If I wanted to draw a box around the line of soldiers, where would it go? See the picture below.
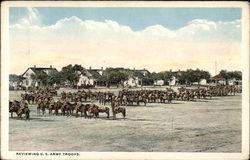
[59,85,242,106]
[21,87,58,104]
[11,85,241,120]
[36,97,125,119]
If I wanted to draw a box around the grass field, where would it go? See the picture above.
[9,88,242,152]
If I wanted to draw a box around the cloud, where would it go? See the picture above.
[175,19,241,41]
[19,7,40,26]
[9,14,241,75]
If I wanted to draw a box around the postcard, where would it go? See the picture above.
[1,1,249,160]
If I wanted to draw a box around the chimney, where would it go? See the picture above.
[133,68,135,71]
[50,65,52,68]
[170,69,172,72]
[89,66,92,70]
[143,68,145,70]
[178,69,181,72]
[101,67,103,70]
[34,65,36,68]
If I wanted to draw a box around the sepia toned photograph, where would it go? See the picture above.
[1,1,249,160]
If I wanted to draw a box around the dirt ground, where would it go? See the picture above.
[9,87,242,152]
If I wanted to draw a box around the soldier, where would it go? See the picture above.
[18,99,28,116]
[74,100,81,117]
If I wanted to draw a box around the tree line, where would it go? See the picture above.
[9,64,242,87]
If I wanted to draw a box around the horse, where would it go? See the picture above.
[48,100,57,115]
[17,107,30,120]
[113,106,126,120]
[75,102,85,118]
[21,93,35,104]
[136,96,147,106]
[14,101,30,120]
[9,101,20,118]
[111,100,126,119]
[88,104,99,119]
[37,99,43,115]
[98,106,110,118]
[61,102,76,116]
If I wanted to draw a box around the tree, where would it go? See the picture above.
[48,71,61,85]
[219,70,242,85]
[219,70,229,79]
[60,64,80,86]
[176,71,187,85]
[175,69,210,85]
[163,71,173,84]
[132,71,144,79]
[150,72,161,81]
[183,69,195,84]
[9,74,22,82]
[200,70,211,81]
[193,69,211,84]
[72,64,84,72]
[232,71,242,80]
[219,70,230,85]
[103,68,132,84]
[30,71,49,86]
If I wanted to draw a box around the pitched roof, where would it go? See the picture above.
[31,67,57,73]
[134,69,150,73]
[21,67,58,77]
[210,75,225,80]
[91,69,102,72]
[87,70,106,81]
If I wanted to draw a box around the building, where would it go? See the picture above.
[228,78,242,85]
[77,74,95,86]
[169,70,182,86]
[89,67,104,76]
[9,74,24,90]
[87,67,107,86]
[132,68,152,86]
[210,75,226,85]
[199,79,207,85]
[168,74,181,86]
[123,77,141,87]
[77,67,106,87]
[154,80,164,86]
[21,65,58,88]
[134,68,150,77]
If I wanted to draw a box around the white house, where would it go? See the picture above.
[199,79,207,85]
[77,67,106,87]
[228,78,242,85]
[169,76,178,86]
[124,77,141,87]
[21,65,58,88]
[77,74,95,86]
[154,80,164,86]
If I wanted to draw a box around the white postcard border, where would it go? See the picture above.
[1,1,249,160]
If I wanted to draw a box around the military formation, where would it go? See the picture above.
[9,85,242,120]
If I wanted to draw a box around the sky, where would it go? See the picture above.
[9,7,242,75]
